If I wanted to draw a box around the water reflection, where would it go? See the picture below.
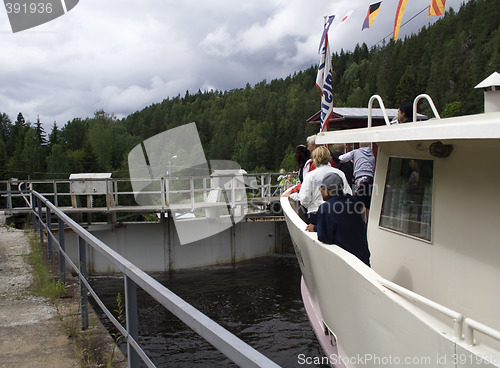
[90,255,328,367]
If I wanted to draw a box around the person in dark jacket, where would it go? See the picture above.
[330,143,354,187]
[305,172,370,267]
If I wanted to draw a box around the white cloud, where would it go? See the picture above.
[0,0,469,130]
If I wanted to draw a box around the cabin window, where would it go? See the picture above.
[379,158,433,241]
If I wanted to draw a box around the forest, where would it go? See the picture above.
[0,0,498,180]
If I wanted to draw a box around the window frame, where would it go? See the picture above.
[378,156,434,243]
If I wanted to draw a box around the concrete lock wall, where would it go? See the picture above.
[64,218,289,273]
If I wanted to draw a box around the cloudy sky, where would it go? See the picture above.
[1,0,467,130]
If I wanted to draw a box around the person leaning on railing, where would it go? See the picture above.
[305,172,370,267]
[283,146,351,226]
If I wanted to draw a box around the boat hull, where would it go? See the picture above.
[281,196,498,368]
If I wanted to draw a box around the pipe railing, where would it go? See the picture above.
[464,317,500,346]
[367,94,391,128]
[30,190,281,368]
[380,279,500,350]
[379,278,463,339]
[413,94,441,121]
[367,93,440,129]
[0,173,286,213]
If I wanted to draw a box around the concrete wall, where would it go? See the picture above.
[64,217,288,273]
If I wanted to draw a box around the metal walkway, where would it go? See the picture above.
[1,174,285,221]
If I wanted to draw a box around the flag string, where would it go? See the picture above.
[374,5,430,46]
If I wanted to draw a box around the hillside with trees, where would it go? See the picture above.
[0,0,498,180]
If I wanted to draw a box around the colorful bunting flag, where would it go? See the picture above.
[393,0,408,40]
[428,0,446,16]
[340,10,353,25]
[362,2,382,30]
[332,10,353,33]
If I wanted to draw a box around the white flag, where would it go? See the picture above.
[316,30,334,132]
[317,15,335,53]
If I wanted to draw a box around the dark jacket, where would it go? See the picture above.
[331,152,354,186]
[315,194,370,266]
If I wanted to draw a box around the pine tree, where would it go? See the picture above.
[34,116,47,145]
[48,122,60,146]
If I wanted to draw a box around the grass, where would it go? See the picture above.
[26,230,67,303]
[25,229,123,367]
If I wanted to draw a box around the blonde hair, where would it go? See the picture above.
[312,146,331,167]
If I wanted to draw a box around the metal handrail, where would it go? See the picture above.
[379,278,463,339]
[413,94,441,121]
[30,190,281,368]
[367,94,440,128]
[1,173,283,212]
[464,317,500,346]
[368,94,391,128]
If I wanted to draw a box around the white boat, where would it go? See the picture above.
[282,73,500,367]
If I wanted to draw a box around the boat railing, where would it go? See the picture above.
[464,317,500,346]
[378,278,463,339]
[367,93,441,129]
[367,94,391,128]
[413,94,441,121]
[380,277,500,352]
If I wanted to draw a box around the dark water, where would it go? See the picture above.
[89,255,328,367]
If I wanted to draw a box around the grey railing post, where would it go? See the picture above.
[114,179,119,205]
[267,174,272,203]
[53,181,58,207]
[125,276,140,368]
[165,177,170,207]
[6,181,12,209]
[37,197,43,243]
[58,218,66,284]
[47,208,52,260]
[78,236,89,330]
[31,192,37,232]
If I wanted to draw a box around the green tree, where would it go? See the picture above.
[48,122,60,147]
[0,113,12,146]
[232,118,274,171]
[61,118,89,150]
[34,116,47,145]
[395,67,418,104]
[279,145,296,173]
[46,144,71,178]
[441,101,463,117]
[0,136,7,179]
[20,128,46,179]
[7,113,30,178]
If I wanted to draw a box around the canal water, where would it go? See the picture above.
[89,254,329,367]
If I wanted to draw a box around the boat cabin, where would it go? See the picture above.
[315,84,500,363]
[282,74,500,367]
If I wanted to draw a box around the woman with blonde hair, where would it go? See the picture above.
[286,146,351,225]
